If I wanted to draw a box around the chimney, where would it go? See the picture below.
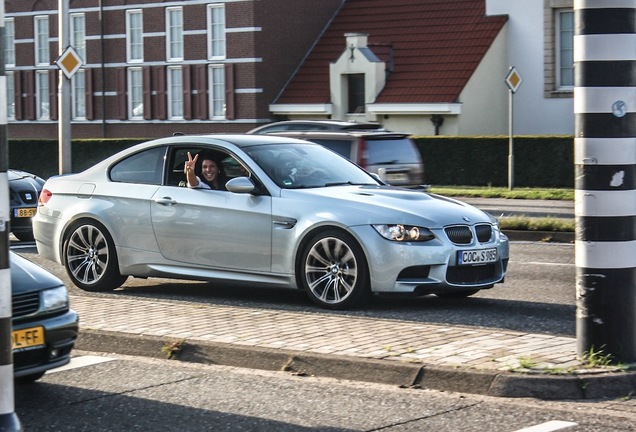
[345,33,369,48]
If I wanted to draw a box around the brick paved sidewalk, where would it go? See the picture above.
[72,295,581,372]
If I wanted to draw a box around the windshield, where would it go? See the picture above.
[245,143,380,189]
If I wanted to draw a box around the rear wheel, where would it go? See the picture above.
[299,230,369,310]
[63,220,127,291]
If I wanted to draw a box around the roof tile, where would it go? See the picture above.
[276,0,507,105]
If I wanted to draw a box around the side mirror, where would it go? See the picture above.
[225,176,256,194]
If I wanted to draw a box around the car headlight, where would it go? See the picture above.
[41,286,69,312]
[373,224,436,242]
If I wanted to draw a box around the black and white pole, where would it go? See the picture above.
[575,0,636,363]
[0,2,23,431]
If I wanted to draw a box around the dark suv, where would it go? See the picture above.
[263,130,425,189]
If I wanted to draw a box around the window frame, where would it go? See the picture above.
[126,9,144,63]
[167,66,184,120]
[207,4,226,60]
[166,6,184,62]
[36,70,50,120]
[34,16,50,66]
[208,64,225,119]
[5,18,15,67]
[128,67,144,120]
[555,9,574,90]
[72,70,86,120]
[6,71,15,120]
[70,12,86,62]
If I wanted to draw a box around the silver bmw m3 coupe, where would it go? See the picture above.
[33,134,509,309]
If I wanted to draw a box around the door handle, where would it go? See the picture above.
[154,197,177,206]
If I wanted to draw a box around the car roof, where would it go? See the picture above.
[248,120,384,134]
[260,130,411,140]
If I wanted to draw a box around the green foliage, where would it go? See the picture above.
[498,216,574,232]
[429,186,574,200]
[414,135,574,188]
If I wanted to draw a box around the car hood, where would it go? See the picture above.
[283,186,495,228]
[10,252,64,294]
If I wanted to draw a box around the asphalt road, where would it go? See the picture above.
[15,352,636,431]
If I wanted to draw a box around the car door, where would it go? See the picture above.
[150,147,272,272]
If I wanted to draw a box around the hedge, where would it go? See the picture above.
[8,136,575,188]
[413,135,574,188]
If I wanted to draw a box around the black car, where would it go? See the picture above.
[9,169,45,241]
[11,251,78,382]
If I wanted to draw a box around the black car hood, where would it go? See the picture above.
[10,252,63,294]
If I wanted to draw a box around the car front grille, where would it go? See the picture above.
[444,224,494,245]
[13,292,40,318]
[446,264,496,285]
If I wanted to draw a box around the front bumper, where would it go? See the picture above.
[13,309,79,379]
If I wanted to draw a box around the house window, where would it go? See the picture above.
[127,10,144,63]
[209,65,225,119]
[347,74,365,114]
[166,7,183,61]
[556,10,574,89]
[35,16,50,66]
[208,4,226,60]
[72,70,86,119]
[71,13,86,61]
[5,18,15,67]
[168,66,183,119]
[36,71,50,120]
[71,13,86,120]
[128,68,144,120]
[6,72,15,120]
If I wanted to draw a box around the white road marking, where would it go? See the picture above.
[513,420,578,432]
[46,355,116,374]
[524,262,574,267]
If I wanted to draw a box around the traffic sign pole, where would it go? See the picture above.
[58,0,72,175]
[504,67,522,191]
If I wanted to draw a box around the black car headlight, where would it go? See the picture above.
[373,224,436,242]
[42,286,69,312]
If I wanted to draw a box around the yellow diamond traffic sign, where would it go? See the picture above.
[505,67,523,93]
[56,45,84,79]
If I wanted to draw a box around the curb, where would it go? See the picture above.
[76,329,636,400]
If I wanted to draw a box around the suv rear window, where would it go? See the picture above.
[365,138,421,165]
[309,139,352,158]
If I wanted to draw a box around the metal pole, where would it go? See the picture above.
[508,89,514,190]
[0,2,23,430]
[575,0,636,363]
[58,0,72,174]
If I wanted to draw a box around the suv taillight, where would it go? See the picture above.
[357,138,368,169]
[38,189,52,206]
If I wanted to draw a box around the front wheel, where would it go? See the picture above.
[299,230,369,310]
[63,220,128,291]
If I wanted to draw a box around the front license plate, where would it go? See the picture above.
[14,208,36,218]
[12,327,45,350]
[458,248,497,265]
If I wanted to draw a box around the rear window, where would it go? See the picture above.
[366,138,421,165]
[307,139,352,158]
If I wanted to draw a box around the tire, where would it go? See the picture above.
[13,230,34,242]
[436,289,480,298]
[299,230,369,310]
[63,220,128,292]
[15,371,45,383]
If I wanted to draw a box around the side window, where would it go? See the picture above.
[166,146,247,187]
[110,147,165,185]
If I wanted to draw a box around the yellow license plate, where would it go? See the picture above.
[12,327,45,350]
[15,208,37,218]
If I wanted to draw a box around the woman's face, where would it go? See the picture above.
[201,159,219,182]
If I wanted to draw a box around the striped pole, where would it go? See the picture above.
[575,0,636,363]
[0,2,22,431]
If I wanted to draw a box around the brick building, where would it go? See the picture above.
[4,0,343,139]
